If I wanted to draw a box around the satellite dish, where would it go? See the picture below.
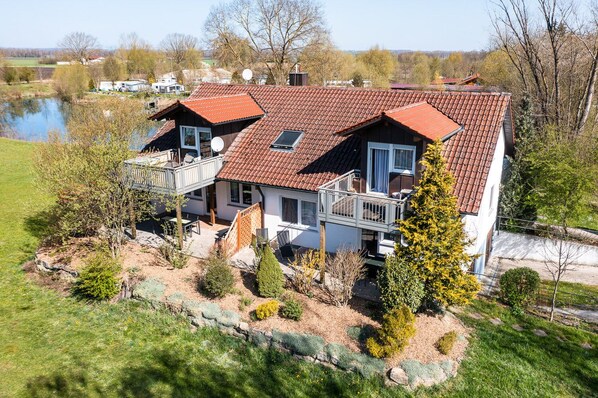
[211,136,225,153]
[242,68,253,82]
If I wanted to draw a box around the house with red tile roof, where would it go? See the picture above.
[130,82,513,275]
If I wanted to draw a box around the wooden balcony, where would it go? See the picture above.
[124,150,223,195]
[318,170,409,233]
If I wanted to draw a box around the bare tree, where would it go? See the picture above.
[160,33,202,69]
[492,0,598,135]
[541,230,588,321]
[323,248,366,306]
[58,32,99,64]
[205,0,326,85]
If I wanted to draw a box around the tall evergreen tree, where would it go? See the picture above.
[396,140,480,307]
[500,95,538,223]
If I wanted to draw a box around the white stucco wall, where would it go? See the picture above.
[462,127,506,273]
[215,181,261,221]
[260,186,360,252]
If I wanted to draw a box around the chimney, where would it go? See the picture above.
[289,65,308,86]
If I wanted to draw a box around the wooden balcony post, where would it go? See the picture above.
[176,196,184,249]
[209,185,216,225]
[319,221,326,284]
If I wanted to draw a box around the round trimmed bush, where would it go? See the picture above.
[202,254,235,298]
[377,255,425,313]
[73,251,122,300]
[256,245,285,298]
[256,300,279,320]
[366,304,416,358]
[436,331,457,355]
[499,267,540,311]
[280,297,303,321]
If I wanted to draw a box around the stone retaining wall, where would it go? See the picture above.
[131,277,462,389]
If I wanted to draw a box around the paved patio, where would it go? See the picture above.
[131,216,231,259]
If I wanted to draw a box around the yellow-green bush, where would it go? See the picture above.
[73,251,121,300]
[256,300,279,320]
[436,331,458,355]
[366,305,415,358]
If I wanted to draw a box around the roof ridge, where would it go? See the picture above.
[383,101,429,114]
[195,82,512,97]
[183,92,249,103]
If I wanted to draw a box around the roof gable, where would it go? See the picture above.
[150,93,264,125]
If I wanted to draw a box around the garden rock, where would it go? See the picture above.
[580,342,593,350]
[216,310,240,328]
[323,343,385,378]
[132,278,166,302]
[182,300,204,318]
[198,302,222,320]
[166,292,186,306]
[533,329,548,337]
[389,367,409,385]
[511,324,524,331]
[490,318,504,326]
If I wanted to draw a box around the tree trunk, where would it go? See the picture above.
[129,201,137,239]
[549,278,560,322]
[175,197,184,250]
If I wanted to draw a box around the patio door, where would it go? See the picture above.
[368,146,389,195]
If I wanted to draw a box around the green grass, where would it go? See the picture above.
[0,82,56,100]
[5,57,56,68]
[538,280,598,309]
[0,137,597,397]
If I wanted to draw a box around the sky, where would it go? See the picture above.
[0,0,494,52]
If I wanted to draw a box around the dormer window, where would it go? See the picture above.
[271,130,303,151]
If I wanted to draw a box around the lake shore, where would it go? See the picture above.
[0,81,57,100]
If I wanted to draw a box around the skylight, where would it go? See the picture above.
[270,130,303,151]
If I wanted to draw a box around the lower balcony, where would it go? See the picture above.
[318,170,409,233]
[124,149,223,195]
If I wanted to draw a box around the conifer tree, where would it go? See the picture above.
[396,140,480,307]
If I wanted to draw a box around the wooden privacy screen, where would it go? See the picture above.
[224,202,263,254]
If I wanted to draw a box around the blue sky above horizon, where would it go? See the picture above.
[0,0,494,52]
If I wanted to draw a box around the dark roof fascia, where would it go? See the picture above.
[215,177,319,194]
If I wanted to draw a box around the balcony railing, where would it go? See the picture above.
[318,170,409,233]
[124,150,223,195]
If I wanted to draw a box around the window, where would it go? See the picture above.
[393,147,415,173]
[281,197,299,224]
[230,182,252,206]
[180,126,212,155]
[281,197,317,227]
[367,142,416,194]
[271,130,303,151]
[189,189,203,199]
[181,126,196,149]
[301,200,317,227]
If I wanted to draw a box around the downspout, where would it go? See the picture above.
[256,185,266,227]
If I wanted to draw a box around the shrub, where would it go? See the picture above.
[289,249,319,295]
[202,252,235,298]
[324,248,366,306]
[73,251,122,300]
[366,305,416,358]
[280,297,303,321]
[378,255,425,313]
[158,230,190,269]
[256,300,279,320]
[499,267,540,311]
[256,245,285,298]
[436,331,458,355]
[238,296,253,311]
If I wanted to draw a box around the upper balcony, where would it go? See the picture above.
[318,170,410,233]
[124,150,223,195]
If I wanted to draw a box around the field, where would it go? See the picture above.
[0,137,596,397]
[4,57,56,68]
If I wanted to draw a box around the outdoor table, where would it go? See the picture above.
[160,216,198,240]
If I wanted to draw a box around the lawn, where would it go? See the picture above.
[538,280,598,310]
[0,137,597,397]
[0,82,56,100]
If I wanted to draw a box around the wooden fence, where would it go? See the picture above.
[224,202,263,254]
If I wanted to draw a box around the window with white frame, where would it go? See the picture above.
[281,197,317,227]
[229,182,252,206]
[187,189,203,200]
[180,125,212,156]
[367,142,416,194]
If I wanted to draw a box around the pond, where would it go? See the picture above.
[0,97,158,145]
[0,98,69,141]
